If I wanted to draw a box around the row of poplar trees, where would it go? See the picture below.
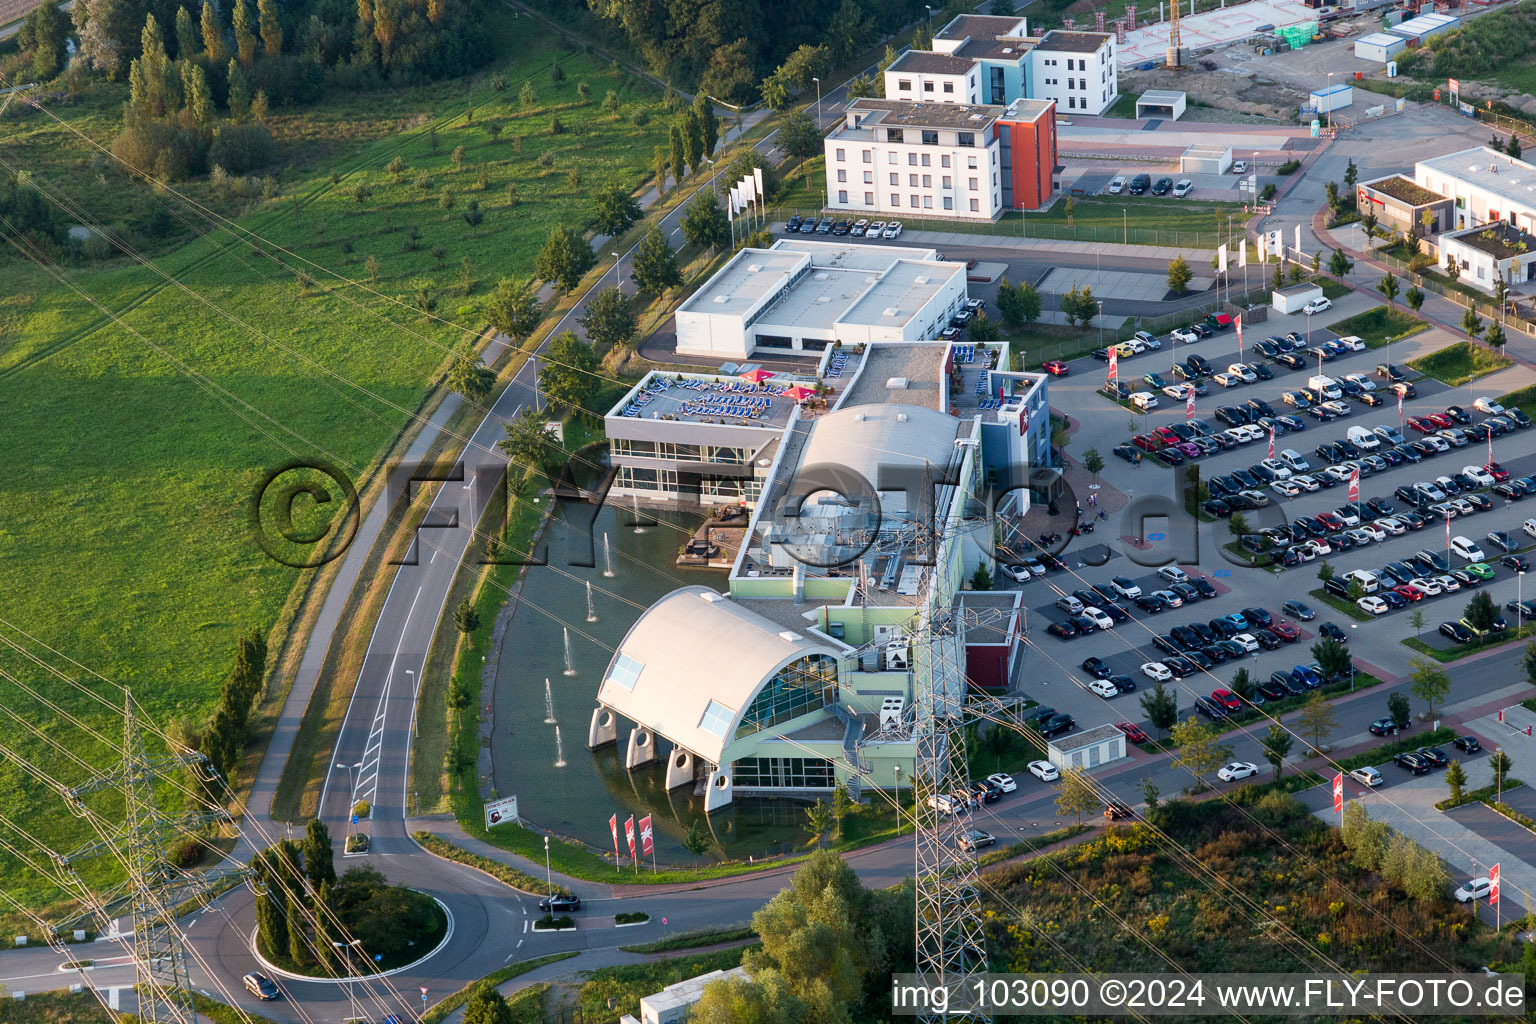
[253,819,340,972]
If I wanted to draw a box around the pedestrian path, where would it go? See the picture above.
[900,228,1215,263]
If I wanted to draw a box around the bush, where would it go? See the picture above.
[353,799,371,818]
[615,911,649,924]
[208,122,276,174]
[534,914,574,929]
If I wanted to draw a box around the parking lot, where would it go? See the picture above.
[993,288,1536,747]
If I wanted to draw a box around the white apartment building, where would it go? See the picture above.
[824,98,1005,220]
[883,50,981,105]
[1029,30,1118,116]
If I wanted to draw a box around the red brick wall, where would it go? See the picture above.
[996,105,1058,211]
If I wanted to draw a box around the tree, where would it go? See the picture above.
[802,799,834,848]
[1228,511,1250,538]
[1167,255,1193,294]
[579,287,637,350]
[1491,749,1514,790]
[1317,560,1335,582]
[1407,657,1450,720]
[1061,283,1096,329]
[462,983,513,1024]
[1311,636,1351,683]
[1523,640,1536,686]
[1049,767,1099,825]
[1387,692,1412,732]
[1169,716,1232,789]
[77,0,138,77]
[226,58,251,120]
[1272,262,1283,292]
[1360,210,1378,246]
[1491,132,1507,154]
[692,973,805,1024]
[681,820,710,856]
[452,597,481,635]
[778,108,822,164]
[1324,180,1340,212]
[1140,683,1178,737]
[1377,271,1399,306]
[1446,253,1461,282]
[486,277,541,341]
[1328,248,1354,278]
[1463,306,1485,339]
[463,199,484,235]
[302,818,336,890]
[969,561,992,591]
[538,331,599,412]
[1017,280,1041,324]
[631,227,681,295]
[1409,608,1425,638]
[1295,691,1338,755]
[994,278,1022,326]
[1344,158,1358,188]
[1510,134,1524,160]
[682,108,704,170]
[1230,667,1255,702]
[669,124,687,181]
[201,0,226,63]
[1063,197,1075,227]
[1419,207,1436,238]
[1465,591,1498,636]
[1083,448,1104,481]
[257,0,282,56]
[968,313,1001,341]
[1446,759,1468,804]
[534,224,595,293]
[19,2,71,79]
[694,94,718,159]
[1487,320,1507,351]
[498,408,563,476]
[1261,724,1293,777]
[519,80,535,109]
[232,0,256,66]
[680,193,730,250]
[1406,285,1425,313]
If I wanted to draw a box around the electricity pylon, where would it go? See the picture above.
[53,693,247,1024]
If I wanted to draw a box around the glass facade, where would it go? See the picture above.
[732,756,835,789]
[736,653,839,737]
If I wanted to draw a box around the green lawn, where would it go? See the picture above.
[1309,589,1372,622]
[1008,196,1244,249]
[1325,305,1429,349]
[1408,341,1513,387]
[1500,381,1536,423]
[1403,620,1536,662]
[0,9,670,907]
[577,948,752,1024]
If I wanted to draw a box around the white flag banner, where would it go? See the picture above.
[729,185,740,213]
[1257,233,1267,261]
[1238,240,1247,268]
[753,166,765,199]
[1218,243,1228,274]
[727,197,735,222]
[1295,224,1302,255]
[740,176,754,202]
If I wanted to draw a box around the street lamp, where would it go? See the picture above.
[893,765,903,835]
[811,77,822,129]
[611,251,623,292]
[544,835,553,904]
[335,761,361,832]
[1326,71,1333,133]
[1520,570,1526,633]
[333,938,363,1022]
[1096,300,1104,349]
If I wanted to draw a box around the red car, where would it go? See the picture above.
[1116,721,1149,744]
[1154,426,1181,442]
[1395,583,1424,602]
[1043,360,1070,375]
[1268,621,1300,642]
[1210,688,1241,711]
[1488,461,1510,481]
[1132,434,1165,451]
[1407,416,1437,433]
[1315,512,1345,533]
[1426,412,1454,429]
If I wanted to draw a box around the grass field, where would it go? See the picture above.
[0,9,671,905]
[1408,341,1513,387]
[1325,305,1429,349]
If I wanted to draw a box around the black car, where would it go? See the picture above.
[1138,594,1172,613]
[1252,363,1275,381]
[1153,634,1181,655]
[1377,363,1407,382]
[1191,578,1217,599]
[1258,680,1290,701]
[1194,695,1229,720]
[1046,621,1078,639]
[971,780,1002,803]
[1254,629,1282,650]
[1216,405,1251,426]
[1416,746,1450,768]
[1318,622,1347,644]
[1152,176,1173,195]
[1107,673,1137,693]
[1183,648,1213,670]
[539,894,582,912]
[1503,555,1531,572]
[1454,735,1483,754]
[1248,398,1276,418]
[1023,706,1057,726]
[1394,751,1432,775]
[1039,712,1076,738]
[1366,497,1395,516]
[1440,622,1475,644]
[1316,442,1343,463]
[1171,582,1201,604]
[1082,656,1113,678]
[1128,173,1151,194]
[1369,717,1400,736]
[785,215,804,231]
[1242,606,1273,627]
[1270,670,1306,696]
[1276,352,1307,370]
[1114,443,1143,463]
[831,219,852,235]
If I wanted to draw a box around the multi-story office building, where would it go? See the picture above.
[1028,30,1119,116]
[823,96,1056,220]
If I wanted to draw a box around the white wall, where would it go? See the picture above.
[883,67,982,105]
[676,310,752,359]
[1029,42,1117,115]
[825,135,1004,220]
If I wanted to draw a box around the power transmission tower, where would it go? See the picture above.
[53,693,245,1024]
[910,453,991,1023]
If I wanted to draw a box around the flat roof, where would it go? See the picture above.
[1361,174,1444,206]
[1183,143,1232,157]
[1140,89,1187,103]
[937,13,1028,40]
[757,266,879,333]
[842,344,948,411]
[609,370,803,427]
[677,248,805,319]
[1417,147,1536,215]
[955,36,1033,60]
[1002,97,1055,123]
[1357,31,1406,44]
[887,50,977,76]
[845,97,1006,131]
[838,260,965,330]
[771,237,936,270]
[1446,221,1536,260]
[1037,29,1112,53]
[1050,723,1126,751]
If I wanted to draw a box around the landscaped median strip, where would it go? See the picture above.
[1436,778,1525,812]
[413,830,573,898]
[1325,304,1430,350]
[1404,621,1536,662]
[618,925,756,954]
[418,951,579,1024]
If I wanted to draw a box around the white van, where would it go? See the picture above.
[1279,449,1310,472]
[1346,426,1381,451]
[1343,569,1379,594]
[1525,518,1536,540]
[1451,536,1486,562]
[1130,391,1159,410]
[927,794,958,815]
[1308,375,1342,399]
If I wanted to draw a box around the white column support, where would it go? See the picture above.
[625,727,656,769]
[665,749,695,791]
[703,766,734,812]
[587,706,617,749]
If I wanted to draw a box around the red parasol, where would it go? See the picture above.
[739,368,776,383]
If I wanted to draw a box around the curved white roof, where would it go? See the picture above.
[798,404,962,512]
[596,587,840,764]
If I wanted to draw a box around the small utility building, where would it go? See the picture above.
[1388,11,1459,44]
[1354,32,1406,63]
[1180,144,1232,175]
[1309,83,1352,114]
[1047,724,1127,772]
[1135,90,1186,120]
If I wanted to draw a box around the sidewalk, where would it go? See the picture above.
[900,227,1215,263]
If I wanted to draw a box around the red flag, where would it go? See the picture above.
[1491,863,1501,904]
[1348,466,1360,505]
[1235,313,1243,351]
[1107,347,1119,383]
[1332,773,1344,814]
[1185,386,1195,421]
[639,814,654,857]
[1267,427,1276,461]
[1446,511,1453,549]
[625,815,636,860]
[1488,431,1494,470]
[1397,389,1404,424]
[610,814,620,863]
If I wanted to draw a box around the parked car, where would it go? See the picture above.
[957,828,996,851]
[539,894,583,912]
[1217,761,1260,782]
[1027,759,1060,781]
[1172,178,1193,197]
